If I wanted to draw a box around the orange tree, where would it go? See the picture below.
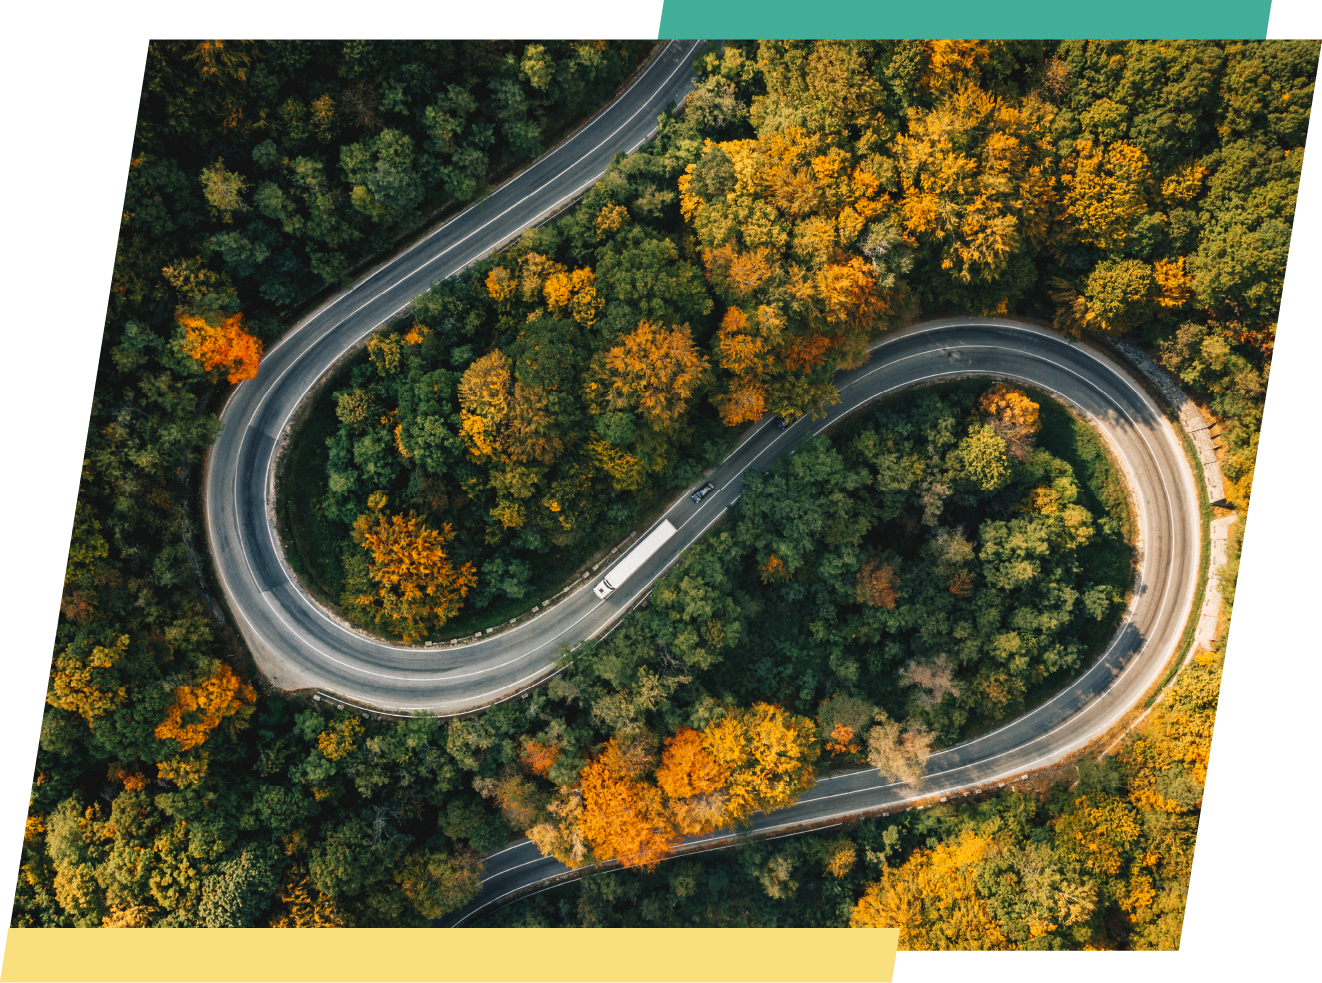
[595,321,709,429]
[576,735,675,868]
[680,126,898,424]
[154,662,257,753]
[347,497,478,641]
[176,311,263,382]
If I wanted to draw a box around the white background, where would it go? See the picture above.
[0,1,1316,976]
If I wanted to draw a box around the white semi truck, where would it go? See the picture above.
[593,520,678,598]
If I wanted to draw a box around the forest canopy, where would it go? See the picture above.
[19,38,1316,936]
[481,652,1224,951]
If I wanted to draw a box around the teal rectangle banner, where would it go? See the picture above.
[658,0,1273,39]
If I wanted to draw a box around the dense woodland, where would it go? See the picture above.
[18,39,1316,938]
[483,650,1222,950]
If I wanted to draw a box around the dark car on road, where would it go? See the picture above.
[690,481,715,504]
[774,416,790,430]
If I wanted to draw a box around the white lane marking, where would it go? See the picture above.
[204,42,700,665]
[225,45,701,661]
[802,347,1188,762]
[224,280,1196,733]
[227,328,1194,713]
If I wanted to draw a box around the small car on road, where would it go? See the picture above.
[690,481,715,504]
[774,416,790,430]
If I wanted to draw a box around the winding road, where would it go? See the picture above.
[201,40,1204,925]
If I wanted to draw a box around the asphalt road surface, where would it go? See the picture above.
[200,41,1203,924]
[204,39,703,705]
[440,316,1202,923]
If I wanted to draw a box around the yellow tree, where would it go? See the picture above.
[457,350,512,460]
[920,40,991,94]
[317,716,364,761]
[269,866,350,928]
[711,306,773,425]
[543,266,602,326]
[1060,138,1150,251]
[516,252,566,303]
[47,634,132,725]
[366,332,402,376]
[458,350,561,466]
[824,839,858,878]
[849,831,1011,950]
[1153,256,1195,311]
[485,266,516,307]
[588,437,646,492]
[600,321,709,428]
[701,702,819,822]
[1120,652,1221,814]
[978,383,1039,459]
[350,505,477,641]
[894,85,1056,295]
[527,708,818,870]
[680,127,895,423]
[1052,793,1142,877]
[503,383,562,465]
[655,727,731,835]
[520,737,561,778]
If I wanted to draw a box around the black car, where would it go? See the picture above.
[774,416,790,430]
[690,481,715,504]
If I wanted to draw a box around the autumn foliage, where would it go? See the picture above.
[977,384,1040,459]
[529,703,819,869]
[577,735,673,868]
[317,716,364,761]
[457,350,562,467]
[599,321,709,427]
[520,738,562,778]
[47,633,133,726]
[694,703,820,823]
[1060,139,1150,252]
[855,559,901,609]
[759,554,790,584]
[825,723,860,756]
[177,311,262,383]
[1052,793,1142,877]
[681,126,894,424]
[844,652,1225,948]
[655,727,732,836]
[978,384,1038,428]
[1119,651,1221,814]
[28,34,1300,937]
[850,831,1011,949]
[154,662,256,752]
[268,866,350,928]
[895,84,1054,298]
[349,503,477,641]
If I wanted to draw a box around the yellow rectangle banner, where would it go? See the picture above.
[2,927,897,983]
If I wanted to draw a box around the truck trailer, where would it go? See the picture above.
[593,520,678,598]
